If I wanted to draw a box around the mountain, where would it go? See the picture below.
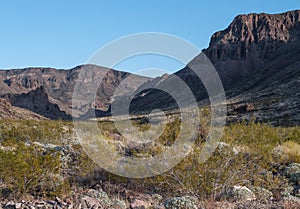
[1,10,299,125]
[203,10,300,88]
[3,87,71,120]
[123,10,300,125]
[0,97,46,120]
[0,65,151,119]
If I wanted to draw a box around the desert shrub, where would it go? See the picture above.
[157,116,181,146]
[134,120,299,200]
[278,141,300,163]
[67,144,98,182]
[0,120,73,145]
[142,145,260,199]
[0,142,70,198]
[71,117,299,201]
[1,117,299,201]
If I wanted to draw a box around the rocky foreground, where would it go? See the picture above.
[1,139,300,209]
[1,186,300,209]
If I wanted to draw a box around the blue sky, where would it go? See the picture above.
[0,0,299,76]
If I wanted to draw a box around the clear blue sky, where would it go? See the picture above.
[0,0,299,76]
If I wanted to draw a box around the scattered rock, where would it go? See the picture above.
[130,194,154,209]
[15,203,21,209]
[164,196,198,209]
[223,186,256,202]
[283,195,300,204]
[85,188,112,207]
[81,195,99,208]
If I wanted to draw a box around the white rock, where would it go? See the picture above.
[15,203,22,208]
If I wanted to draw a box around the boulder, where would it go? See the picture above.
[3,201,15,209]
[223,186,256,201]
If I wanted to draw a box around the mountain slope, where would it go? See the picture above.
[0,65,151,119]
[0,98,46,120]
[125,10,300,125]
[1,10,299,124]
[203,10,300,88]
[3,87,71,120]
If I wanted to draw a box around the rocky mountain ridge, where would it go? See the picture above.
[124,10,300,125]
[0,10,299,125]
[204,10,300,87]
[0,65,151,119]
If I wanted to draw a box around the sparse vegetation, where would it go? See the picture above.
[0,120,73,145]
[0,142,69,198]
[0,116,299,206]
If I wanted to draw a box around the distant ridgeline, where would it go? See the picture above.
[0,10,299,125]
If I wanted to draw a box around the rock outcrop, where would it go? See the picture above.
[204,10,300,87]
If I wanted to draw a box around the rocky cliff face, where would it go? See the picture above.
[203,10,300,87]
[205,10,300,125]
[208,11,300,58]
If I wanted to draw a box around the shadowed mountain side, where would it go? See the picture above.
[3,87,71,120]
[0,98,46,120]
[111,10,300,125]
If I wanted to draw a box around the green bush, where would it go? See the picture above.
[0,120,73,145]
[0,142,69,198]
